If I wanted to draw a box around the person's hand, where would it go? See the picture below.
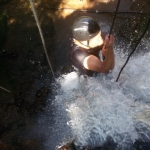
[104,34,115,49]
[102,34,115,56]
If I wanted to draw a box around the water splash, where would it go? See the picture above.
[53,40,150,149]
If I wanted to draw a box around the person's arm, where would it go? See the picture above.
[83,34,115,74]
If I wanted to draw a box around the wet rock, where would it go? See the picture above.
[57,141,76,150]
[0,104,25,135]
[133,141,150,150]
[57,136,117,150]
[21,139,44,150]
[61,65,74,74]
[0,92,15,106]
[1,50,17,59]
[0,139,14,150]
[0,0,11,5]
[0,131,44,150]
[30,86,51,115]
[0,12,7,49]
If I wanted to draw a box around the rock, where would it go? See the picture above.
[61,65,74,74]
[21,139,44,150]
[0,12,7,49]
[57,142,76,150]
[0,104,24,135]
[0,139,13,150]
[30,86,51,115]
[0,131,44,150]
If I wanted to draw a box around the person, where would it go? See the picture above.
[70,16,115,76]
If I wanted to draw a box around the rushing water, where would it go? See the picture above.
[44,33,150,150]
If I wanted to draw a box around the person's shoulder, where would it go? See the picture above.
[71,44,84,55]
[70,44,90,62]
[71,44,81,51]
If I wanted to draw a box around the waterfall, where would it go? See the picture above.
[52,35,150,149]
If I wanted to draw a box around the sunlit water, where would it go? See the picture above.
[45,35,150,150]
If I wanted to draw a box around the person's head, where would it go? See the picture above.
[72,16,103,49]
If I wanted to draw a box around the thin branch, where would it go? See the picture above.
[0,86,11,93]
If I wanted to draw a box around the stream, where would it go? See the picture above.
[0,0,150,149]
[35,16,150,149]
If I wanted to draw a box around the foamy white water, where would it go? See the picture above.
[53,36,150,149]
